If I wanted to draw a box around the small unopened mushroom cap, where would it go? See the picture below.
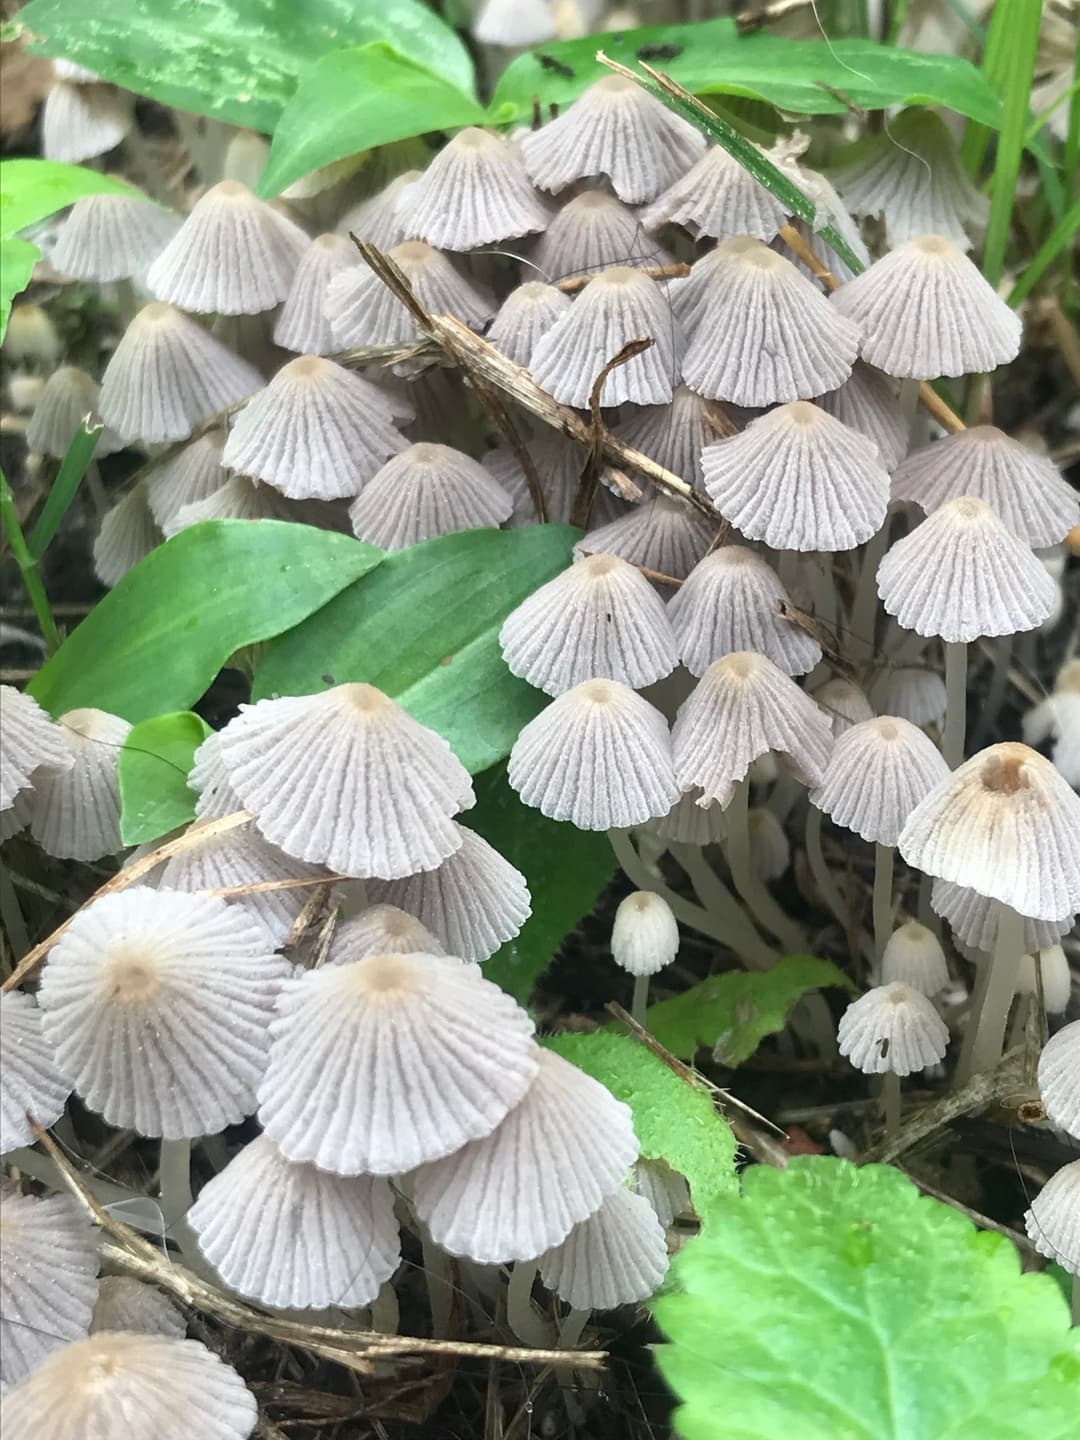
[648,787,727,846]
[613,386,718,491]
[508,678,680,830]
[28,707,131,861]
[258,952,538,1174]
[930,877,1070,954]
[640,142,790,241]
[53,191,180,283]
[837,982,949,1075]
[328,904,447,964]
[814,360,908,471]
[575,495,716,581]
[877,496,1057,641]
[399,128,552,250]
[830,235,1022,378]
[487,281,572,367]
[0,684,73,810]
[90,1277,186,1338]
[672,652,834,808]
[1023,1160,1080,1276]
[748,807,790,882]
[25,365,121,459]
[0,990,72,1155]
[145,430,228,528]
[531,189,671,283]
[348,441,513,550]
[473,0,555,45]
[538,1184,669,1309]
[337,170,419,251]
[1014,944,1071,1015]
[870,667,948,729]
[188,1133,400,1308]
[810,716,949,847]
[274,232,357,355]
[880,920,949,996]
[812,677,876,737]
[326,239,495,347]
[39,887,289,1138]
[93,481,161,586]
[42,80,133,163]
[899,742,1080,921]
[611,890,679,976]
[1037,1021,1080,1140]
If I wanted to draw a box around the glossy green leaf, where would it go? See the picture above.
[0,236,38,342]
[118,711,210,845]
[253,526,578,775]
[655,1157,1080,1440]
[30,422,101,560]
[28,520,384,722]
[0,159,139,237]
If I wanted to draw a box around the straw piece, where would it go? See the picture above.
[575,495,716,581]
[815,360,908,472]
[326,239,495,346]
[930,878,1071,954]
[326,905,447,965]
[53,192,180,282]
[42,80,133,163]
[28,707,131,861]
[145,430,228,529]
[348,440,513,549]
[531,190,671,283]
[1037,1022,1080,1140]
[0,684,73,810]
[400,128,552,250]
[485,433,624,529]
[810,716,949,846]
[640,142,790,240]
[93,481,161,586]
[837,983,949,1075]
[274,233,358,355]
[612,385,717,492]
[487,282,572,367]
[538,1185,668,1309]
[90,1278,186,1339]
[0,990,72,1155]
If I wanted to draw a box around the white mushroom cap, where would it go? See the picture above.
[812,677,876,737]
[640,142,790,241]
[188,731,243,821]
[814,360,908,471]
[837,982,949,1075]
[748,806,791,882]
[52,191,180,283]
[1023,1160,1080,1276]
[538,1184,669,1309]
[337,170,420,251]
[273,232,358,355]
[162,473,308,534]
[611,890,679,976]
[531,189,671,283]
[93,481,161,586]
[880,920,949,996]
[575,495,717,581]
[1014,945,1071,1015]
[348,440,513,550]
[328,903,448,964]
[25,365,122,459]
[1037,1021,1080,1139]
[257,952,538,1174]
[1024,663,1080,787]
[399,128,552,250]
[870,667,948,729]
[930,877,1071,954]
[326,239,495,347]
[809,716,949,847]
[42,80,133,163]
[485,432,623,529]
[0,685,73,811]
[29,707,131,861]
[0,990,72,1155]
[648,787,727,846]
[473,0,556,45]
[145,431,228,529]
[487,281,572,367]
[90,1277,186,1338]
[612,385,718,491]
[631,1157,690,1228]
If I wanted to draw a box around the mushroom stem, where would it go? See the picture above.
[804,805,848,928]
[421,1229,455,1337]
[969,633,1012,751]
[917,871,940,935]
[726,777,806,954]
[84,459,108,518]
[369,1280,400,1334]
[960,903,1025,1079]
[158,1138,192,1224]
[558,1306,592,1350]
[631,973,650,1027]
[669,842,779,970]
[942,640,968,769]
[506,1260,556,1347]
[883,1071,901,1135]
[872,843,895,977]
[850,516,892,662]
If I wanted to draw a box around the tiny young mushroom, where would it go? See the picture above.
[610,888,680,1022]
[880,920,950,997]
[837,983,949,1133]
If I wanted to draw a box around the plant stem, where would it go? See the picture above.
[0,464,62,655]
[726,778,806,955]
[883,1071,901,1135]
[961,904,1025,1080]
[1008,198,1080,309]
[942,641,968,770]
[872,844,894,978]
[631,973,650,1027]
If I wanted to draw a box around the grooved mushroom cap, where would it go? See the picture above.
[487,281,572,367]
[632,1157,691,1228]
[830,234,1022,378]
[189,731,243,821]
[188,1133,400,1308]
[274,232,362,355]
[648,787,728,846]
[28,707,131,860]
[327,903,447,964]
[147,179,309,315]
[930,878,1071,954]
[814,360,908,471]
[26,365,122,459]
[521,74,706,203]
[899,742,1080,922]
[672,652,835,808]
[876,496,1057,641]
[531,189,672,283]
[1037,1021,1080,1140]
[611,890,679,976]
[880,920,950,996]
[162,472,309,534]
[640,142,790,241]
[613,385,719,491]
[701,401,890,552]
[0,684,73,811]
[1015,944,1071,1015]
[812,677,876,737]
[575,495,717,581]
[485,432,624,529]
[508,678,680,830]
[809,716,949,847]
[870,667,948,729]
[399,128,552,249]
[348,440,513,550]
[1024,683,1080,788]
[217,684,474,879]
[257,952,538,1174]
[145,430,228,528]
[90,1277,186,1338]
[93,481,161,587]
[42,80,133,163]
[52,191,180,282]
[337,170,420,252]
[326,239,495,347]
[538,1184,669,1310]
[748,806,790,881]
[1023,1160,1080,1275]
[837,982,949,1075]
[0,990,72,1155]
[473,0,555,43]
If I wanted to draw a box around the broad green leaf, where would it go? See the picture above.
[0,159,139,237]
[546,1031,738,1218]
[30,421,101,560]
[655,1157,1080,1440]
[644,954,853,1065]
[17,0,475,133]
[253,526,578,775]
[259,44,486,199]
[0,236,38,342]
[468,765,617,1004]
[118,711,210,845]
[28,520,384,722]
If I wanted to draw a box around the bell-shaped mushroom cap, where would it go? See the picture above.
[876,496,1057,641]
[1037,1021,1080,1140]
[367,824,530,962]
[94,481,161,586]
[188,1133,400,1308]
[870,667,948,729]
[1024,661,1080,789]
[538,1184,669,1309]
[99,303,262,444]
[473,0,555,45]
[42,80,133,163]
[0,990,72,1155]
[680,239,860,406]
[53,191,180,282]
[1023,1161,1080,1276]
[632,1157,690,1228]
[28,707,131,861]
[326,239,495,347]
[508,678,680,830]
[499,552,679,696]
[838,982,949,1076]
[668,547,822,678]
[217,684,474,879]
[259,952,538,1173]
[162,473,309,535]
[348,441,513,550]
[487,281,572,367]
[809,716,949,847]
[38,887,289,1138]
[891,427,1080,549]
[337,169,421,251]
[25,365,121,459]
[274,232,357,354]
[880,920,949,996]
[575,495,716,581]
[529,266,685,408]
[899,742,1080,922]
[223,356,406,501]
[701,402,890,552]
[400,128,551,250]
[830,235,1022,379]
[930,877,1071,954]
[640,142,790,241]
[189,731,243,821]
[1,1332,257,1440]
[613,385,718,491]
[531,189,670,283]
[90,1277,186,1338]
[0,1186,99,1388]
[0,685,73,810]
[413,1046,638,1263]
[522,74,705,203]
[327,904,447,964]
[814,360,908,471]
[145,430,228,528]
[1015,944,1071,1016]
[812,676,876,737]
[147,179,309,315]
[673,652,834,808]
[648,787,727,846]
[611,890,679,976]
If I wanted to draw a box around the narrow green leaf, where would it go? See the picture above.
[29,422,101,561]
[0,235,39,343]
[0,159,139,237]
[28,520,384,722]
[1008,198,1080,307]
[979,0,1043,289]
[118,711,211,845]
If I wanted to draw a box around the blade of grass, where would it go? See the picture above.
[0,464,61,654]
[980,1,1042,289]
[1062,43,1080,313]
[29,421,101,561]
[1007,198,1080,309]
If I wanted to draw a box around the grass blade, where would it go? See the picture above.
[1007,198,1080,308]
[29,420,101,561]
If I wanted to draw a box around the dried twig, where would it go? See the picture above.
[554,262,690,294]
[573,338,656,529]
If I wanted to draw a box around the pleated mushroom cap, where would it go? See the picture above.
[522,74,705,203]
[400,128,552,249]
[217,684,474,878]
[876,496,1057,641]
[499,552,679,696]
[613,385,718,491]
[188,1133,400,1308]
[348,441,513,550]
[899,742,1080,922]
[809,716,949,847]
[891,426,1079,549]
[680,238,860,406]
[640,142,790,240]
[53,191,180,282]
[648,787,727,846]
[632,1157,690,1228]
[1015,944,1071,1016]
[274,232,357,354]
[38,887,289,1138]
[814,360,908,471]
[367,824,530,962]
[1,1332,257,1440]
[812,676,876,737]
[258,952,538,1174]
[99,303,262,444]
[1024,1161,1080,1275]
[42,80,133,163]
[748,807,790,881]
[90,1278,186,1338]
[611,890,679,977]
[701,401,889,552]
[28,707,131,860]
[672,652,834,808]
[162,472,307,535]
[327,904,447,965]
[837,983,949,1076]
[508,678,680,830]
[189,731,244,821]
[145,430,228,528]
[473,0,555,44]
[326,239,495,347]
[830,235,1022,379]
[870,667,948,729]
[930,878,1070,954]
[93,481,161,586]
[531,190,670,282]
[881,920,950,996]
[337,170,419,251]
[1037,1022,1080,1140]
[668,546,822,678]
[485,432,623,529]
[538,1185,669,1310]
[487,281,572,367]
[25,365,121,459]
[576,495,716,581]
[413,1046,638,1263]
[0,684,73,810]
[0,990,72,1155]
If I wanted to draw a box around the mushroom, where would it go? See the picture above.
[1037,1021,1080,1139]
[0,684,73,815]
[348,441,513,549]
[837,982,949,1131]
[575,494,716,581]
[25,366,122,459]
[881,920,950,997]
[531,190,672,282]
[814,360,908,471]
[145,431,228,529]
[612,385,719,492]
[273,232,358,355]
[29,707,132,861]
[93,481,161,585]
[611,889,679,1022]
[640,142,790,242]
[326,239,495,347]
[537,1184,669,1310]
[327,903,447,963]
[90,1277,186,1338]
[0,990,72,1155]
[52,190,180,283]
[487,281,572,368]
[398,128,552,250]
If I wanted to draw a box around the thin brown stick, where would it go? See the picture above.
[554,262,690,294]
[573,337,656,529]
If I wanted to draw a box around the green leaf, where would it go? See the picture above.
[118,711,210,845]
[468,765,617,1004]
[644,954,853,1065]
[0,159,139,237]
[655,1156,1080,1440]
[253,526,578,775]
[0,236,38,343]
[28,520,384,722]
[259,43,486,199]
[545,1031,738,1218]
[30,421,101,560]
[17,0,475,133]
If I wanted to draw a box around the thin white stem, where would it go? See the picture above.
[969,633,1013,751]
[506,1261,556,1347]
[158,1138,192,1224]
[962,904,1025,1080]
[726,778,806,954]
[558,1306,592,1350]
[850,516,892,662]
[804,805,848,927]
[872,843,895,978]
[631,973,650,1027]
[883,1071,901,1135]
[669,841,779,970]
[943,641,968,770]
[917,871,940,935]
[420,1229,455,1338]
[369,1280,400,1334]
